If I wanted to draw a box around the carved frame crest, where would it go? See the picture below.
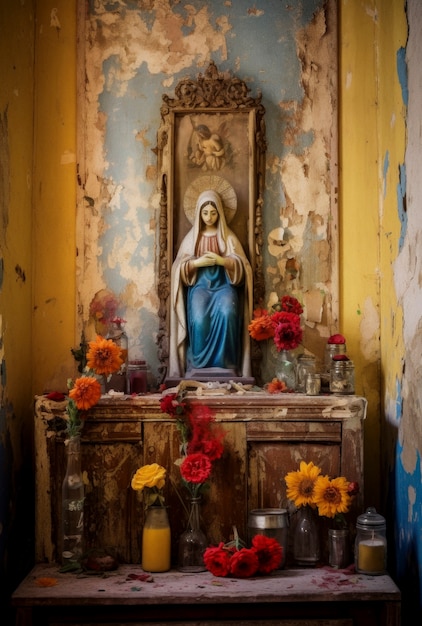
[155,61,266,383]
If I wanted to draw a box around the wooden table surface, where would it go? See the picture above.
[12,563,400,607]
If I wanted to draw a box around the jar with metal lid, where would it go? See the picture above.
[330,357,355,394]
[248,508,289,569]
[128,360,148,394]
[296,355,316,393]
[355,507,387,575]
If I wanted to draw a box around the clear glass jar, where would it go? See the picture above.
[248,508,289,569]
[306,373,321,395]
[355,507,387,575]
[324,342,347,373]
[296,355,316,393]
[328,528,350,569]
[330,359,355,394]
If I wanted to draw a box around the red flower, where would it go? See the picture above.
[280,295,303,315]
[348,481,360,496]
[328,333,346,344]
[160,393,184,417]
[180,453,212,484]
[46,391,66,402]
[203,543,232,577]
[272,311,303,351]
[265,378,289,394]
[188,408,225,461]
[251,535,283,574]
[229,548,259,578]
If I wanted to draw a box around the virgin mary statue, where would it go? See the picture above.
[169,187,253,380]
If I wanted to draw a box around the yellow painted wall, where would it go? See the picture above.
[339,0,406,507]
[32,0,77,396]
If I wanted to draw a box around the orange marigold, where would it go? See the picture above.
[69,376,102,410]
[248,314,275,341]
[266,378,288,394]
[86,335,123,376]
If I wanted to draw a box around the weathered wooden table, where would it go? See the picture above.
[11,563,401,625]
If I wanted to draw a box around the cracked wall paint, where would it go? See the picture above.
[78,0,337,383]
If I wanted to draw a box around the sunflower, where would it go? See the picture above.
[69,376,102,411]
[313,475,352,518]
[86,335,123,376]
[285,461,321,508]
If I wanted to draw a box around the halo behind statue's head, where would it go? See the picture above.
[184,175,237,224]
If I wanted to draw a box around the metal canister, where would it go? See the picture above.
[247,508,289,569]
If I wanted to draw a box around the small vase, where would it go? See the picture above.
[62,435,84,565]
[293,506,320,567]
[328,528,350,569]
[275,349,297,390]
[142,506,171,572]
[178,497,207,572]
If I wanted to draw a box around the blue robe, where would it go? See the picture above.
[186,265,241,371]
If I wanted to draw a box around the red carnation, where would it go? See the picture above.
[272,311,303,351]
[251,534,283,574]
[180,453,212,484]
[203,544,231,577]
[159,393,178,416]
[229,548,259,578]
[280,295,303,315]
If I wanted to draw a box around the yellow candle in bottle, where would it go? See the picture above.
[358,539,385,573]
[142,526,171,572]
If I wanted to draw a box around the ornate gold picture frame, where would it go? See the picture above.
[155,62,266,382]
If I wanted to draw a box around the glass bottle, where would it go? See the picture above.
[293,505,320,567]
[355,507,387,575]
[105,320,128,393]
[275,349,297,391]
[142,506,171,572]
[178,497,207,572]
[62,436,84,565]
[296,355,316,393]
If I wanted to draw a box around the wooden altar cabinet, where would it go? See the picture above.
[34,393,366,566]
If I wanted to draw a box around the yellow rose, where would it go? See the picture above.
[131,463,166,492]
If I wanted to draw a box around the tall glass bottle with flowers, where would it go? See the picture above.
[248,295,303,391]
[131,463,171,573]
[62,335,123,567]
[159,390,225,572]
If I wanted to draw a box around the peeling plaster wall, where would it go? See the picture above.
[390,0,422,612]
[77,0,338,385]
